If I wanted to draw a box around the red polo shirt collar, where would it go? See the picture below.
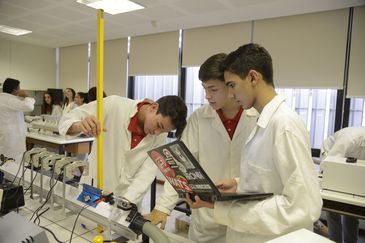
[216,107,244,140]
[128,102,149,149]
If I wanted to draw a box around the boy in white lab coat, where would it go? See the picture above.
[145,53,258,242]
[186,43,322,243]
[321,126,365,243]
[0,78,35,162]
[58,95,187,205]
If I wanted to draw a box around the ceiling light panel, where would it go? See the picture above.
[77,0,144,15]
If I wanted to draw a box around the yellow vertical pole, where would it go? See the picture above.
[96,9,104,190]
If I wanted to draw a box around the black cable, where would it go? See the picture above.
[30,169,58,222]
[69,204,90,243]
[23,171,38,194]
[10,152,26,184]
[35,207,50,226]
[30,158,66,222]
[31,177,58,223]
[39,225,65,243]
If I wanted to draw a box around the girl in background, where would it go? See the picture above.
[42,91,62,116]
[63,88,77,114]
[75,92,88,106]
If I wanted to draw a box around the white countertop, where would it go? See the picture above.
[26,132,94,145]
[321,189,365,207]
[266,229,334,243]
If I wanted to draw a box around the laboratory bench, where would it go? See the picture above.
[26,132,94,155]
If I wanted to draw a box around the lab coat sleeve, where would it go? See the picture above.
[8,97,35,112]
[58,101,97,136]
[122,156,159,204]
[154,179,179,214]
[325,133,352,158]
[52,105,63,117]
[122,135,166,205]
[214,130,322,236]
[154,112,200,214]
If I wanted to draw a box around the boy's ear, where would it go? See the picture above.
[248,70,259,85]
[150,102,159,112]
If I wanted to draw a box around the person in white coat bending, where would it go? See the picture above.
[58,95,187,205]
[321,126,365,243]
[144,53,258,243]
[0,78,35,162]
[186,43,322,243]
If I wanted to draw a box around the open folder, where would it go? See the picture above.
[148,140,273,202]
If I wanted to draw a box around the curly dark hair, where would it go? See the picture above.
[156,95,187,139]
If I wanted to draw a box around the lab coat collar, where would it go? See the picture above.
[0,92,15,98]
[244,107,259,117]
[200,104,217,118]
[257,95,286,129]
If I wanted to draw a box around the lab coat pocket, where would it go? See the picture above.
[242,161,271,192]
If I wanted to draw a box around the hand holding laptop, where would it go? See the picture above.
[215,179,237,193]
[148,140,273,202]
[185,193,214,209]
[185,179,237,209]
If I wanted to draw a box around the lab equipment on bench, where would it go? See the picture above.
[321,156,365,197]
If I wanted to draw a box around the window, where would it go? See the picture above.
[185,67,207,116]
[133,75,178,100]
[276,88,337,149]
[132,75,179,143]
[349,98,365,126]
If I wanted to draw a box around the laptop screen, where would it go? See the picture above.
[148,140,216,196]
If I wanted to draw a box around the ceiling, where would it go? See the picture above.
[0,0,364,48]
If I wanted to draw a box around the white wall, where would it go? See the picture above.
[0,38,55,90]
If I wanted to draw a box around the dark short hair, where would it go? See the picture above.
[3,78,20,94]
[88,86,107,102]
[199,53,227,82]
[156,95,187,139]
[221,43,274,86]
[77,92,89,104]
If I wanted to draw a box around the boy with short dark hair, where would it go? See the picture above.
[145,53,258,242]
[186,43,322,242]
[59,95,187,205]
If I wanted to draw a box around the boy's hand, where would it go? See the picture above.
[185,193,214,209]
[144,209,168,229]
[68,115,107,136]
[215,179,237,193]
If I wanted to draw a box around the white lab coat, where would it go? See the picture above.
[51,104,63,117]
[214,95,322,243]
[0,93,35,162]
[321,126,365,160]
[155,104,258,243]
[58,96,167,204]
[62,101,77,115]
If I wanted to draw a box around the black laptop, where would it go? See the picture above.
[148,140,273,202]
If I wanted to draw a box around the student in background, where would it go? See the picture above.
[58,95,187,206]
[145,53,258,242]
[186,43,322,243]
[74,92,88,106]
[87,86,106,102]
[321,126,365,243]
[0,78,35,162]
[63,88,77,114]
[42,91,62,116]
